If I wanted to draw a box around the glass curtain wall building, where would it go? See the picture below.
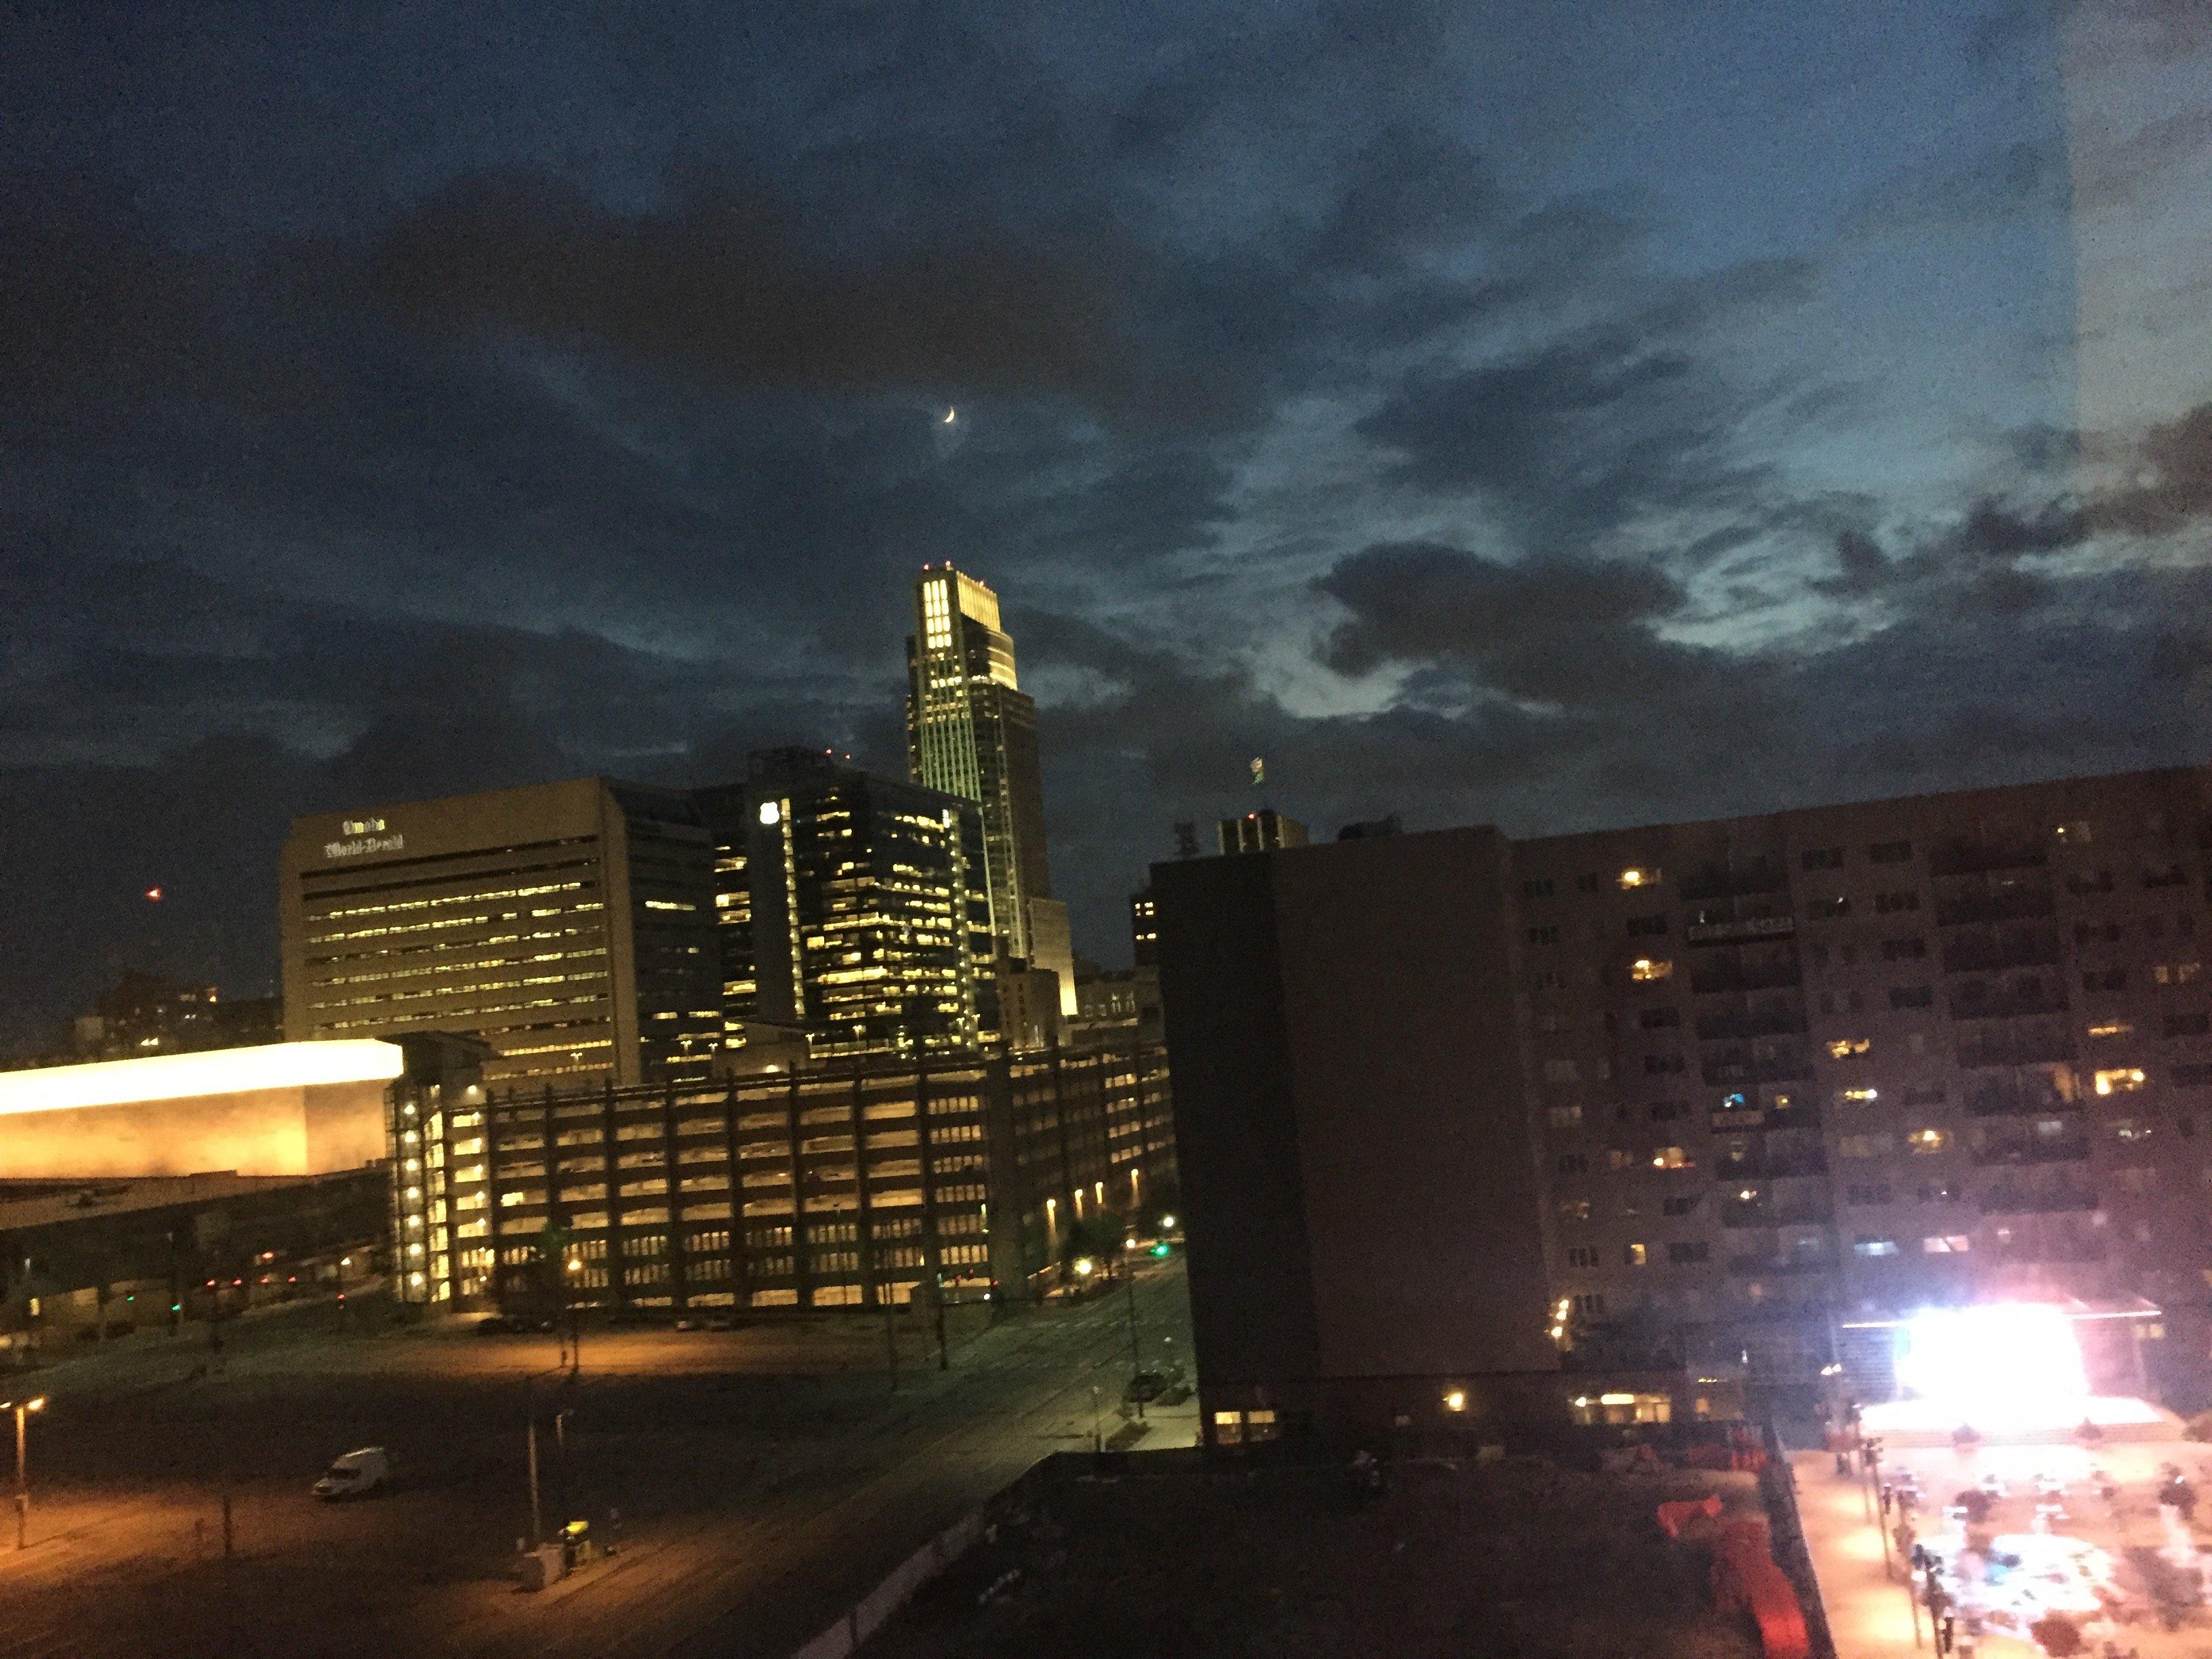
[693,749,1000,1063]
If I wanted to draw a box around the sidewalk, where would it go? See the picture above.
[1789,1452,1927,1657]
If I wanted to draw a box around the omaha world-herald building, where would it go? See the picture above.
[1158,764,2212,1443]
[282,780,723,1088]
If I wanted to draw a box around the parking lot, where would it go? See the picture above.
[0,1265,1195,1659]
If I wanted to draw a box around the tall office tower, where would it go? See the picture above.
[281,779,723,1088]
[1218,809,1310,855]
[905,567,1060,986]
[693,749,1000,1063]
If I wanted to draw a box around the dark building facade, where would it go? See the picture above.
[1155,764,2212,1431]
[694,750,998,1064]
[392,1039,1176,1314]
[68,971,281,1063]
[1154,827,1564,1447]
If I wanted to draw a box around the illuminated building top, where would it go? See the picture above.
[0,1039,405,1118]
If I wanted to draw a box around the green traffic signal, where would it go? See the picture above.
[1149,1242,1172,1257]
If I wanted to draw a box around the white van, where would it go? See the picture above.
[313,1446,391,1499]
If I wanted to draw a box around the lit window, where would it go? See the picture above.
[1837,1087,1879,1104]
[1631,958,1673,982]
[1921,1235,1971,1254]
[1626,1243,1647,1266]
[1618,867,1656,889]
[2087,1021,2134,1040]
[1852,1238,1900,1258]
[2093,1068,2146,1096]
[1651,1146,1692,1170]
[1827,1038,1871,1059]
[1906,1128,1949,1154]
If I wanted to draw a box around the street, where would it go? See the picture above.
[0,1263,1194,1659]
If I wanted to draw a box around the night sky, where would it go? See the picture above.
[4,1,2211,1048]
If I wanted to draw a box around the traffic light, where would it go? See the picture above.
[1149,1242,1172,1258]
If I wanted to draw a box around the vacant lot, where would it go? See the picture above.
[864,1452,1767,1659]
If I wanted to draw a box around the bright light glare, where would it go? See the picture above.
[1896,1304,2088,1410]
[0,1040,405,1116]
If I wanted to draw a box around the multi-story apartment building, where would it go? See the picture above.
[1519,766,2212,1398]
[1155,764,2212,1440]
[905,565,1075,1011]
[693,749,998,1063]
[389,1038,1175,1313]
[281,780,722,1088]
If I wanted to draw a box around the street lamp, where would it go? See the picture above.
[2,1395,47,1550]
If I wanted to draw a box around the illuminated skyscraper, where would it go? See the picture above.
[693,748,998,1062]
[906,567,1071,1009]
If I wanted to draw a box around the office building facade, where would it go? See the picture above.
[905,566,1063,990]
[281,779,722,1088]
[693,749,998,1063]
[1155,764,2212,1430]
[390,1039,1175,1313]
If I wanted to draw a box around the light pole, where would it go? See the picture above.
[1119,1235,1145,1420]
[3,1395,46,1549]
[565,1256,583,1376]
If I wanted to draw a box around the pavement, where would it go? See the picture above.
[0,1265,1195,1659]
[1793,1429,2212,1658]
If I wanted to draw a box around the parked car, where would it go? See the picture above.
[314,1446,391,1499]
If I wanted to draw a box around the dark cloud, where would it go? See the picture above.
[1318,542,1685,693]
[0,170,207,405]
[1351,257,1812,552]
[369,173,1212,419]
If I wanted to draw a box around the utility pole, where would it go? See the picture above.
[527,1419,542,1549]
[883,1297,900,1392]
[931,1275,950,1372]
[8,1397,44,1549]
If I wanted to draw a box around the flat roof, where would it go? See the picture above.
[0,1040,403,1118]
[0,1171,367,1232]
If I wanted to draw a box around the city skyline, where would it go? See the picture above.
[6,1,2212,1052]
